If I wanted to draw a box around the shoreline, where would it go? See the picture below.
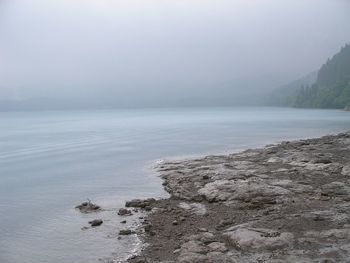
[126,132,350,263]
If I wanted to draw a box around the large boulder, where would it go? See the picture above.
[118,208,132,216]
[223,226,294,251]
[198,179,290,204]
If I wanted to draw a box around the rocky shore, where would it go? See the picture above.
[128,132,350,263]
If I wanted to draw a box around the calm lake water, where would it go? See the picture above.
[0,107,349,263]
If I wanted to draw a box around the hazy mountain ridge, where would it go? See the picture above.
[0,74,287,111]
[270,43,350,109]
[265,71,317,106]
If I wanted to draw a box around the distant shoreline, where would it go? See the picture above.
[128,131,350,262]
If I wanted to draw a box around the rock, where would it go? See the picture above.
[120,220,127,224]
[341,165,350,176]
[75,201,100,213]
[306,228,350,239]
[178,202,207,216]
[206,252,235,263]
[321,182,350,197]
[125,198,156,208]
[144,224,152,232]
[88,219,103,227]
[126,133,350,262]
[224,226,293,251]
[129,255,144,262]
[216,219,234,230]
[186,232,216,244]
[198,179,290,203]
[180,240,208,254]
[118,208,132,216]
[313,214,326,221]
[177,252,208,263]
[119,229,134,235]
[314,158,332,164]
[144,206,152,211]
[207,242,228,252]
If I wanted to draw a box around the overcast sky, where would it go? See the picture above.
[0,0,349,106]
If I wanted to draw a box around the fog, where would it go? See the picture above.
[0,0,349,109]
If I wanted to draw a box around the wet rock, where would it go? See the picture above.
[144,206,152,211]
[88,219,103,227]
[75,201,100,213]
[118,208,132,216]
[125,198,156,208]
[119,229,134,235]
[144,224,152,232]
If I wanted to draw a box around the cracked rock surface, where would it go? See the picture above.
[129,132,350,263]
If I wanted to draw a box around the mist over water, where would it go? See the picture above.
[1,0,350,109]
[0,107,349,263]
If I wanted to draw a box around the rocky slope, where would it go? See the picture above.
[128,132,350,263]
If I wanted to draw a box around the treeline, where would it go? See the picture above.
[293,81,350,108]
[270,43,350,109]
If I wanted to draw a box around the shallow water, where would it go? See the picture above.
[0,107,349,263]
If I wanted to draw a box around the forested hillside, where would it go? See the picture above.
[269,44,350,109]
[266,71,317,106]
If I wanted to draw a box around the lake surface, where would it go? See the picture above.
[0,107,349,263]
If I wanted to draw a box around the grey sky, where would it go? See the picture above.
[0,0,349,106]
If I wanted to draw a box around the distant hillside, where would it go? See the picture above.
[268,43,350,109]
[266,71,317,106]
